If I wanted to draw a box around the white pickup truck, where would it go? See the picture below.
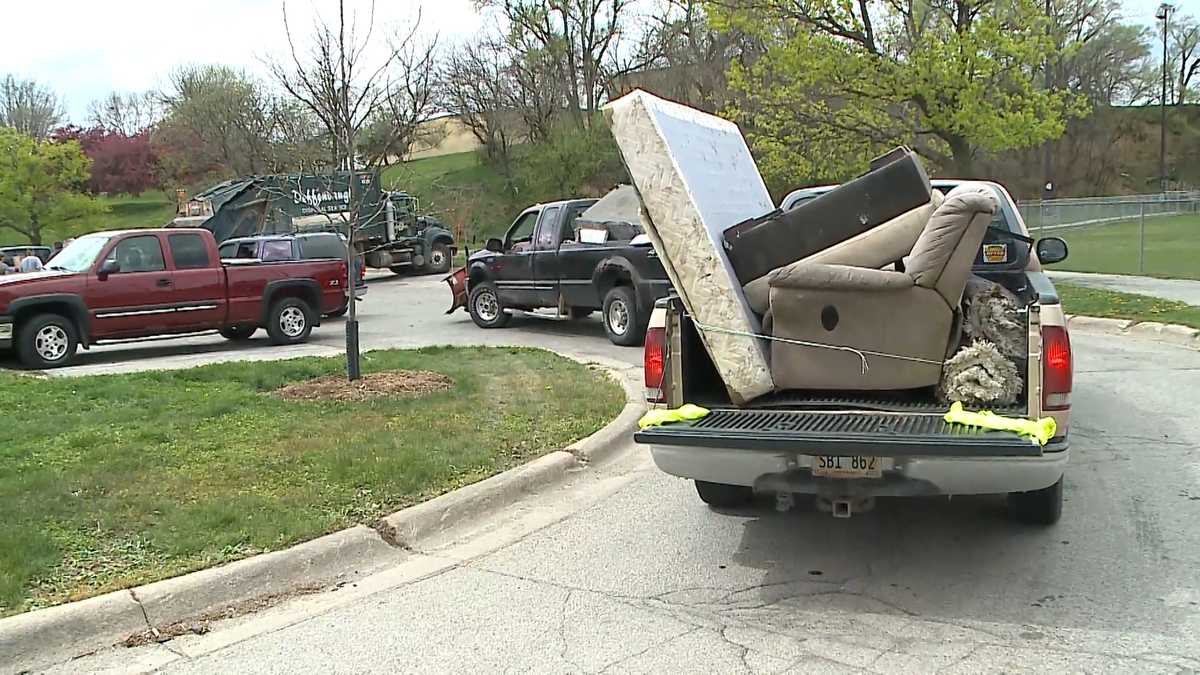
[635,180,1074,524]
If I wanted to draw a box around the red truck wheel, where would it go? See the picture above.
[17,314,78,369]
[267,297,315,345]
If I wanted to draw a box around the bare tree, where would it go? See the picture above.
[1172,14,1200,105]
[441,35,521,167]
[88,91,162,135]
[483,0,636,125]
[1,75,65,140]
[267,0,404,380]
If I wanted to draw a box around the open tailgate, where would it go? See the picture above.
[634,409,1043,458]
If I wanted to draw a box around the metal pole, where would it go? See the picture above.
[344,131,361,381]
[1160,4,1171,193]
[1139,200,1146,275]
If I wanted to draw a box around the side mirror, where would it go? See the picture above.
[485,238,503,253]
[98,259,120,280]
[1036,237,1069,265]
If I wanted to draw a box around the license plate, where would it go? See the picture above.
[811,455,883,479]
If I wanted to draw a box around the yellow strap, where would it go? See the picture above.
[944,401,1057,446]
[638,404,711,430]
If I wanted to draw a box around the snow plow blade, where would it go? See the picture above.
[445,266,468,314]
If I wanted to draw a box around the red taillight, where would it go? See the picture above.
[644,326,666,403]
[1042,325,1072,410]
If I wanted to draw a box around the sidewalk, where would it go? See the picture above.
[1047,271,1200,306]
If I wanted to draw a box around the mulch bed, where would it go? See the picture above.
[275,370,454,402]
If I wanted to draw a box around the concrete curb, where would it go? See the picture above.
[1067,314,1200,350]
[0,358,642,675]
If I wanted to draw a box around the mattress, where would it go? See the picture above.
[603,90,775,403]
[722,148,932,285]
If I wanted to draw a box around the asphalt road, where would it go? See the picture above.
[27,273,1200,673]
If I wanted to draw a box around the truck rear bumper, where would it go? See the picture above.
[648,440,1068,496]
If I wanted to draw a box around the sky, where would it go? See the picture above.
[0,0,489,123]
[0,0,1185,125]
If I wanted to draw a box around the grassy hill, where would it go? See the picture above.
[4,192,176,246]
[382,151,522,246]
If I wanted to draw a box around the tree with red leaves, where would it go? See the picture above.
[50,125,159,195]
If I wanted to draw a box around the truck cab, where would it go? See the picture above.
[452,197,672,345]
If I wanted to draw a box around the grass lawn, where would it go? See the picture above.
[0,347,623,616]
[1057,283,1200,329]
[1046,214,1200,280]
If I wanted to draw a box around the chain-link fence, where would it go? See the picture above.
[1014,192,1200,279]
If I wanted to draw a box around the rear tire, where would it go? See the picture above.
[219,325,257,341]
[602,285,645,346]
[425,243,452,274]
[468,282,511,328]
[266,297,314,345]
[17,314,78,369]
[1007,476,1063,525]
[695,481,754,508]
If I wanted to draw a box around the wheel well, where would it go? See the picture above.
[14,303,83,338]
[267,285,319,313]
[468,267,490,287]
[595,265,633,300]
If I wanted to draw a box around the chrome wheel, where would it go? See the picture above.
[430,247,447,268]
[35,325,69,362]
[279,306,306,337]
[606,299,630,336]
[475,289,499,322]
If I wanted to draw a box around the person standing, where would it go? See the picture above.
[19,254,44,273]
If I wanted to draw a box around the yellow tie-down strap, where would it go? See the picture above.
[944,401,1057,446]
[638,404,711,430]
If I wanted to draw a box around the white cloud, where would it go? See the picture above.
[0,0,484,123]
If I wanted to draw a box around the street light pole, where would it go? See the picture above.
[1157,3,1173,193]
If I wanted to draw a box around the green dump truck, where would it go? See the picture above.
[172,171,456,275]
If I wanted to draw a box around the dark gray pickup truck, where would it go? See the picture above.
[447,198,671,345]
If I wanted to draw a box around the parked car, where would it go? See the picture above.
[0,228,346,368]
[447,196,672,346]
[1,246,53,266]
[219,232,366,317]
[635,180,1075,524]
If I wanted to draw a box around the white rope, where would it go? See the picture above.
[692,321,948,375]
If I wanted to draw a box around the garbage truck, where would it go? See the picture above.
[172,171,456,275]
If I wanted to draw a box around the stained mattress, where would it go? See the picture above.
[603,90,775,403]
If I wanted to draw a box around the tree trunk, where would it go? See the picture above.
[947,134,976,177]
[29,219,42,245]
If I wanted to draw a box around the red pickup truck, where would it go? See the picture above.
[0,228,347,368]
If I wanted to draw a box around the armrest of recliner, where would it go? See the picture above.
[768,263,915,292]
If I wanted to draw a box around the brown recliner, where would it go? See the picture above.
[765,184,1000,391]
[743,190,945,315]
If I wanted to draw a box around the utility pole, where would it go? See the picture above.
[1157,3,1173,194]
[1042,0,1054,201]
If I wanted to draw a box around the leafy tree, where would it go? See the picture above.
[515,115,626,202]
[715,0,1087,188]
[50,126,160,195]
[0,128,103,244]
